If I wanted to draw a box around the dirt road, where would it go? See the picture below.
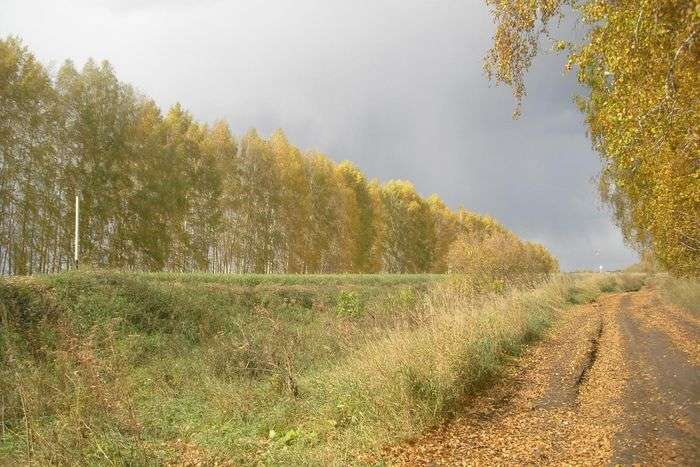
[386,286,699,465]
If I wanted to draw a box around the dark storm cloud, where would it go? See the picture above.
[1,0,638,270]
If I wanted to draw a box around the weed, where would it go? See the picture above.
[336,291,364,317]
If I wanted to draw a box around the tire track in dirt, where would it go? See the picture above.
[384,288,699,465]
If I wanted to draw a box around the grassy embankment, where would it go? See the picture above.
[0,271,643,464]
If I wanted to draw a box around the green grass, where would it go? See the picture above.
[0,271,644,465]
[142,271,443,286]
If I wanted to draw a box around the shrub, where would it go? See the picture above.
[447,231,559,286]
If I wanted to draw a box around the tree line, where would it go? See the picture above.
[0,36,558,275]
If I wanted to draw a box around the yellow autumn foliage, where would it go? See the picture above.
[485,0,699,276]
[447,230,559,288]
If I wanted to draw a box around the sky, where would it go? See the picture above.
[1,0,638,271]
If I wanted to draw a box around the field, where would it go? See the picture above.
[0,270,646,464]
[1,3,697,464]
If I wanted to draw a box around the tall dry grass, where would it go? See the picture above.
[265,273,644,464]
[656,275,700,314]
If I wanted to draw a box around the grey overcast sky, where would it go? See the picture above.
[1,0,638,271]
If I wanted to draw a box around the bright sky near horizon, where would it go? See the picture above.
[1,0,639,271]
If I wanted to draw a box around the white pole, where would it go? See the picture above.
[74,194,79,269]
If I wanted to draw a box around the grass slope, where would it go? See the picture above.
[0,271,643,465]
